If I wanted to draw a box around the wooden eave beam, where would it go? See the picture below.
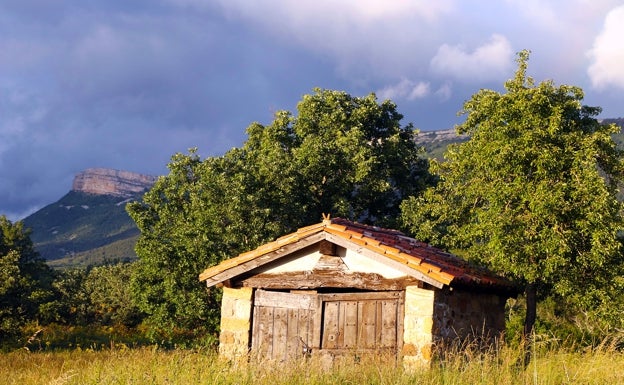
[239,271,422,291]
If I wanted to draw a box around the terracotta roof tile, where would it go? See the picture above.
[199,217,517,292]
[326,223,347,232]
[364,243,388,257]
[296,222,325,234]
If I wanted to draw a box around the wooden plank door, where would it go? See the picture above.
[320,291,402,354]
[251,290,317,361]
[252,290,404,359]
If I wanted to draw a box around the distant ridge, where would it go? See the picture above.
[23,168,158,264]
[415,128,466,144]
[72,168,157,197]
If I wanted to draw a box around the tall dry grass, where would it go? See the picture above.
[1,336,623,385]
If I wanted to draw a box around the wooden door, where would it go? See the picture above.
[320,291,403,354]
[252,290,317,361]
[251,290,403,360]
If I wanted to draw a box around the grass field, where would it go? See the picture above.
[1,338,623,385]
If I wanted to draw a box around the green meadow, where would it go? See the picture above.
[2,336,623,385]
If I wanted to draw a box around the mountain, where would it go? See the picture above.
[416,119,624,160]
[416,128,468,160]
[23,168,156,267]
[72,168,157,197]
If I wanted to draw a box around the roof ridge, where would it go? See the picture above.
[199,216,517,293]
[329,217,405,236]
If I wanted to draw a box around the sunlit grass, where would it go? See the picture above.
[1,336,623,385]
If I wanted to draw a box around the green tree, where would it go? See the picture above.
[0,250,24,342]
[39,263,144,328]
[85,262,144,327]
[401,51,624,341]
[270,90,431,227]
[38,268,93,325]
[127,89,432,333]
[127,152,240,334]
[0,216,53,347]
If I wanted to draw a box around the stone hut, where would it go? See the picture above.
[199,217,517,367]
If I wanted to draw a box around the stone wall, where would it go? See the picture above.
[402,286,435,369]
[432,289,506,343]
[218,287,253,361]
[217,285,506,368]
[401,286,507,370]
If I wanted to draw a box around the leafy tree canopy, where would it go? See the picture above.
[85,263,144,327]
[0,216,53,346]
[127,89,433,331]
[401,51,624,335]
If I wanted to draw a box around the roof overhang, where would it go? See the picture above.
[200,232,326,287]
[324,232,445,288]
[200,231,448,289]
[199,217,517,295]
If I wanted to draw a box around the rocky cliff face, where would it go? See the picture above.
[72,168,157,197]
[415,128,467,144]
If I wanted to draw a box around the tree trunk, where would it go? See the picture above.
[524,282,537,337]
[522,282,537,366]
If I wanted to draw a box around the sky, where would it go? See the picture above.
[1,0,624,221]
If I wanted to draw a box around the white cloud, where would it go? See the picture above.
[504,0,561,31]
[185,0,457,80]
[430,34,514,83]
[377,79,430,101]
[587,5,624,90]
[183,0,454,23]
[435,82,452,101]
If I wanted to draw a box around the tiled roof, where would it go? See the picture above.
[199,217,516,293]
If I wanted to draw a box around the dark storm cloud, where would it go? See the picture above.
[1,0,623,220]
[0,2,242,219]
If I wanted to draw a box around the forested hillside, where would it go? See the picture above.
[23,191,139,262]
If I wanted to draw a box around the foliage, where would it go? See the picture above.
[38,262,144,329]
[127,88,432,332]
[19,323,151,351]
[401,51,624,335]
[126,153,227,333]
[0,216,54,348]
[84,263,144,327]
[0,251,25,342]
[505,295,624,346]
[18,322,215,352]
[38,268,92,326]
